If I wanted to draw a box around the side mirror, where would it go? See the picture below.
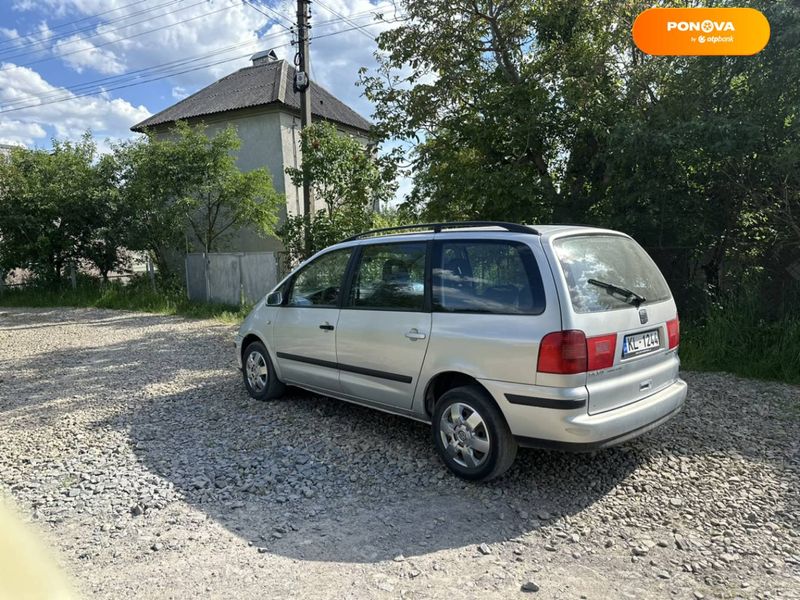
[266,291,283,306]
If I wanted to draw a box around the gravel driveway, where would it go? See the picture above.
[1,307,798,599]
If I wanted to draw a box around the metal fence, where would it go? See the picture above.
[185,252,278,306]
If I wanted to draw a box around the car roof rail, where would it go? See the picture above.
[341,221,539,242]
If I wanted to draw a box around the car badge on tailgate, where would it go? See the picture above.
[639,308,648,324]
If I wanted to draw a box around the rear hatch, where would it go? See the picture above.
[549,233,680,415]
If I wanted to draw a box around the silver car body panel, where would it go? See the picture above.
[235,225,687,450]
[336,309,432,410]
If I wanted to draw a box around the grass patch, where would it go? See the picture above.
[680,294,800,386]
[0,279,251,324]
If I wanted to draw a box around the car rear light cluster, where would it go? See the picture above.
[587,333,617,370]
[666,317,680,349]
[537,330,617,374]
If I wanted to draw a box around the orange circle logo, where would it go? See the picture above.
[632,8,770,56]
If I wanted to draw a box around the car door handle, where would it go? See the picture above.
[405,329,426,341]
[319,323,334,331]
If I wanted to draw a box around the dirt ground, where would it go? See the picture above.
[1,307,798,599]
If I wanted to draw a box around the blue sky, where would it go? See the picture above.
[0,0,404,154]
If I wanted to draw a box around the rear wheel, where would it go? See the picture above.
[432,385,517,481]
[242,341,285,401]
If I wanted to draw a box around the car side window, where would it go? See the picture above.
[433,241,545,314]
[348,242,427,311]
[287,249,352,307]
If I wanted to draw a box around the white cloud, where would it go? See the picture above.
[0,63,151,147]
[171,85,187,99]
[0,119,46,145]
[10,1,401,109]
[53,34,125,74]
[0,27,20,40]
[24,0,272,86]
[35,21,53,42]
[11,1,38,12]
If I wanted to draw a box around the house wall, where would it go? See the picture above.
[150,106,371,254]
[198,109,286,253]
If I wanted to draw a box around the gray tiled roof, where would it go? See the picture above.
[131,59,371,133]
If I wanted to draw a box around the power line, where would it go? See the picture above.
[1,2,393,64]
[0,3,238,74]
[0,0,207,62]
[314,0,377,41]
[0,19,403,116]
[242,0,294,32]
[0,12,379,109]
[0,47,288,116]
[0,0,186,47]
[312,16,401,42]
[0,38,266,109]
[0,11,397,109]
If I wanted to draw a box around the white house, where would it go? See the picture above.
[131,50,372,253]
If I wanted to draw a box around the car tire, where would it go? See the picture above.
[242,340,286,401]
[432,385,517,482]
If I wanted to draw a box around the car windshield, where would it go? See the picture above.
[553,235,671,313]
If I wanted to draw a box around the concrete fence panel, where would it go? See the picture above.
[206,254,241,306]
[240,252,278,304]
[185,254,208,303]
[185,252,278,306]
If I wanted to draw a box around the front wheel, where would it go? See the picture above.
[432,385,517,481]
[242,341,286,401]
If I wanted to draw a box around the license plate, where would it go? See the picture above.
[622,329,660,358]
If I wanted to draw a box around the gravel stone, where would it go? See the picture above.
[1,308,798,600]
[521,581,540,592]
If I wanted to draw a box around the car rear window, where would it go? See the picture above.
[553,235,671,313]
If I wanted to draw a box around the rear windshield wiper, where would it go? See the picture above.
[587,279,646,308]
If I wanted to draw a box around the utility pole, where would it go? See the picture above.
[295,0,312,254]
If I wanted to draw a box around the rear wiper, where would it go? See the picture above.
[587,279,646,308]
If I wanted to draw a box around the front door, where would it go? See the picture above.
[273,248,353,393]
[335,241,431,409]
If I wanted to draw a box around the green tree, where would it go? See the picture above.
[79,152,136,282]
[280,122,398,262]
[120,122,283,271]
[595,0,800,302]
[286,121,395,215]
[360,0,640,223]
[0,135,100,283]
[361,0,800,312]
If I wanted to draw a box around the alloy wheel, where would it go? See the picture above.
[245,350,268,392]
[439,402,491,469]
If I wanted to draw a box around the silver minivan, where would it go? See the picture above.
[235,222,687,481]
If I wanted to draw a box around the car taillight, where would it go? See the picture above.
[667,317,680,349]
[538,330,587,374]
[587,333,617,371]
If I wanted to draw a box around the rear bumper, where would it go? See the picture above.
[479,377,687,451]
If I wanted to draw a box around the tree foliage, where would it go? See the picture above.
[0,123,283,284]
[280,122,398,263]
[361,0,800,314]
[0,135,128,282]
[119,122,283,270]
